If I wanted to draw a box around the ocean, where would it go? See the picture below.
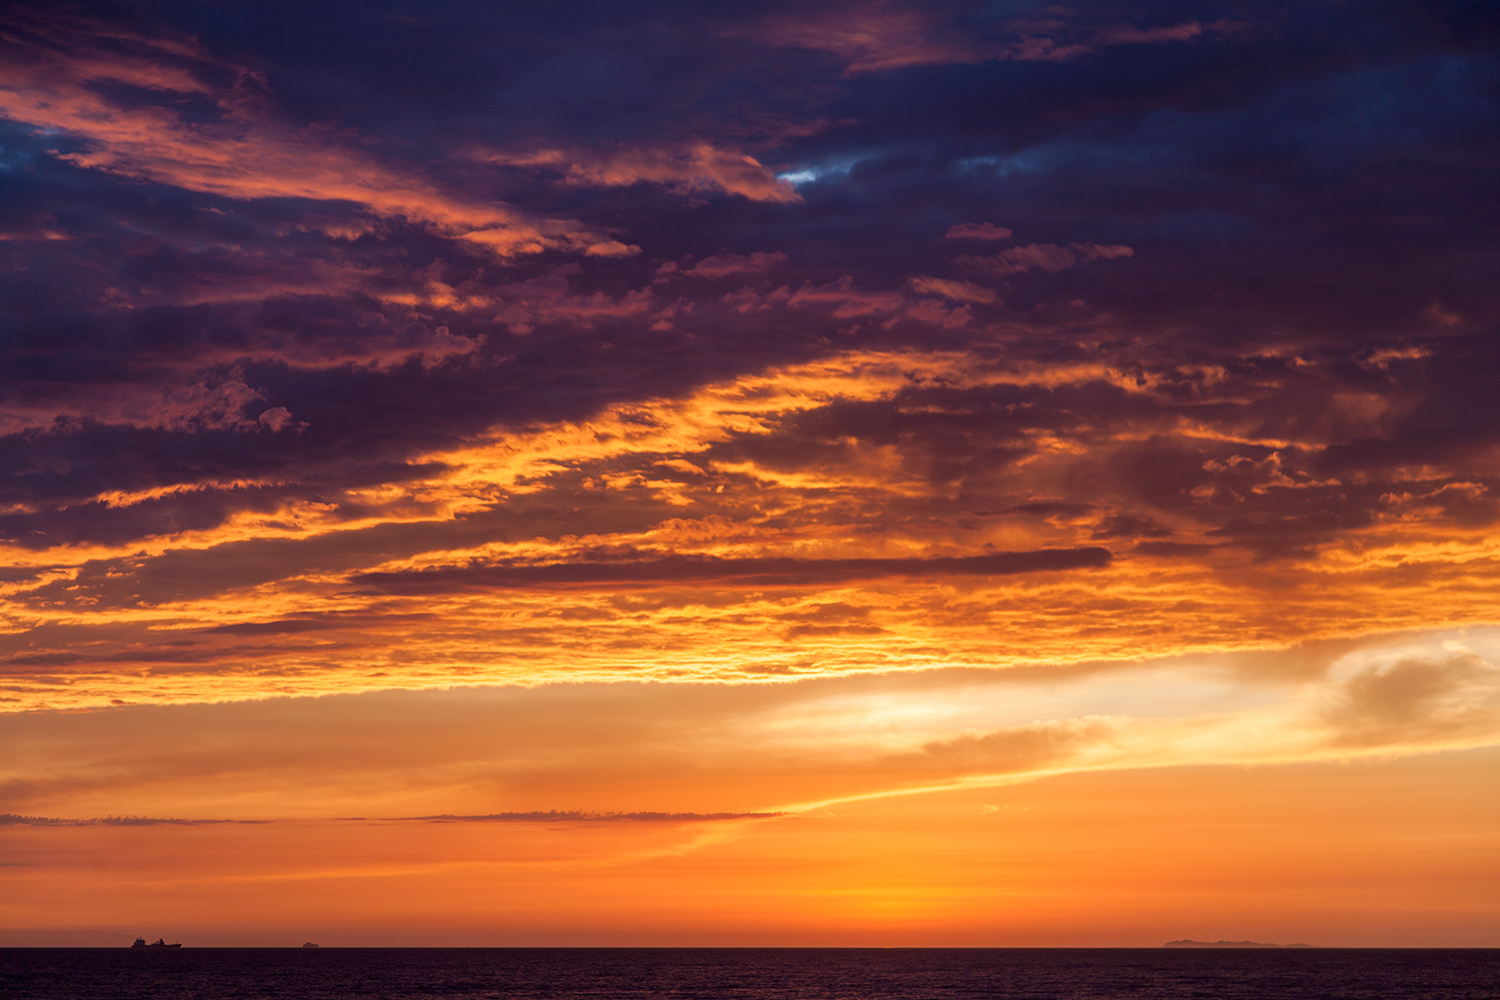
[1,947,1496,999]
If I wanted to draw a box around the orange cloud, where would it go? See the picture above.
[5,343,1500,713]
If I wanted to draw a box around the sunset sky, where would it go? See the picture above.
[2,1,1498,947]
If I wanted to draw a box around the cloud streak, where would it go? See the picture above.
[352,549,1112,593]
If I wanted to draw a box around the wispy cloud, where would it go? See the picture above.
[372,811,783,823]
[751,5,1244,73]
[0,814,266,826]
[0,15,632,258]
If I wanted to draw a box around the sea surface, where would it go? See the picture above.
[2,947,1497,999]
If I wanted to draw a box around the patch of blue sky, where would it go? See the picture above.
[0,138,43,172]
[775,156,866,187]
[0,122,91,167]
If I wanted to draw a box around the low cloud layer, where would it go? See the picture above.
[4,630,1496,822]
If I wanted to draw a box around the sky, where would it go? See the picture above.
[1,0,1498,947]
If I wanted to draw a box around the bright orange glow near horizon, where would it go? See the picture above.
[2,3,1499,948]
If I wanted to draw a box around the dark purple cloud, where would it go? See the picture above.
[351,549,1113,594]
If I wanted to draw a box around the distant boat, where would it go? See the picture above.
[303,942,319,948]
[131,937,182,948]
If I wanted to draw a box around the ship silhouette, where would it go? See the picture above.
[131,937,182,948]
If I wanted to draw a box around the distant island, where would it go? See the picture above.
[1164,940,1313,948]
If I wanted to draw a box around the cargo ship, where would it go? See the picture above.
[131,938,182,948]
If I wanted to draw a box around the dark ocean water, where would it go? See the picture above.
[1,948,1497,1000]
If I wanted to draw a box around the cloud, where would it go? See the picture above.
[751,5,979,75]
[381,811,781,823]
[257,407,295,432]
[0,809,775,825]
[684,252,789,279]
[945,223,1012,241]
[1322,651,1500,748]
[483,144,800,203]
[0,813,263,826]
[999,15,1242,63]
[352,548,1112,594]
[1090,20,1235,48]
[751,6,1243,73]
[964,243,1078,275]
[0,1,1497,728]
[3,632,1499,838]
[960,242,1133,276]
[0,16,631,258]
[917,718,1113,772]
[908,276,997,304]
[481,265,654,333]
[1074,243,1135,261]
